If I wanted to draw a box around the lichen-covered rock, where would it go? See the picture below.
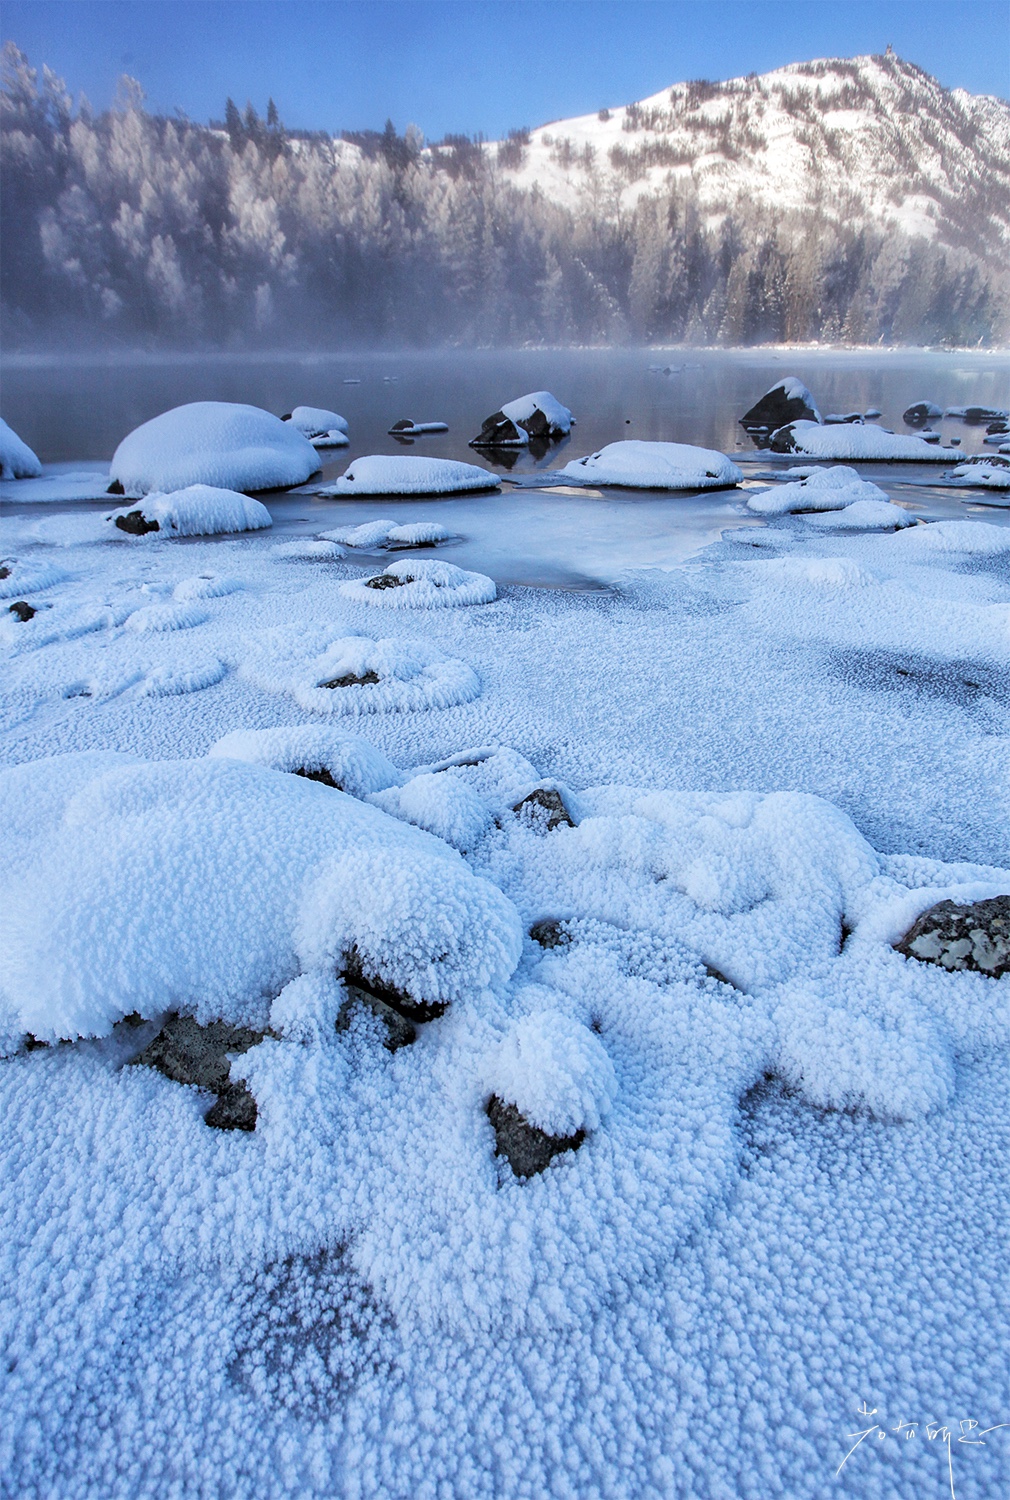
[895,896,1010,977]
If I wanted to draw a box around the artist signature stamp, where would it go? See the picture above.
[837,1403,1008,1496]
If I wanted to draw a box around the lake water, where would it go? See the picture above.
[4,347,1008,586]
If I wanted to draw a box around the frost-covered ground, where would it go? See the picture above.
[2,467,1009,1498]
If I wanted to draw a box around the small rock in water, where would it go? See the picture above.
[318,670,381,688]
[895,895,1010,977]
[739,378,821,438]
[131,1012,266,1131]
[513,788,576,832]
[8,600,36,621]
[903,401,942,426]
[486,1094,585,1178]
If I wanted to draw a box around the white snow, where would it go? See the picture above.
[322,455,499,496]
[285,405,350,444]
[108,485,272,537]
[500,390,574,435]
[386,521,453,546]
[109,402,320,495]
[338,558,497,608]
[209,725,400,798]
[0,417,42,479]
[802,499,916,530]
[486,1011,617,1136]
[368,771,492,851]
[771,419,961,461]
[389,421,449,435]
[271,538,347,560]
[947,460,1010,489]
[319,518,453,548]
[746,464,886,513]
[560,440,742,489]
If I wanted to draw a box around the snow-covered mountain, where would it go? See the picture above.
[492,52,1010,251]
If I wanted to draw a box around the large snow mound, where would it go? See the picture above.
[323,455,499,496]
[947,460,1010,489]
[746,465,887,514]
[769,420,960,461]
[889,518,1010,554]
[284,405,349,446]
[209,725,400,798]
[0,417,43,479]
[339,558,496,608]
[109,402,320,495]
[239,628,483,714]
[107,485,272,538]
[560,440,742,490]
[0,754,521,1041]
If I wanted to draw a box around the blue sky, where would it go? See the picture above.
[5,1,1008,140]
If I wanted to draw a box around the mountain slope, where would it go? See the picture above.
[494,53,1010,255]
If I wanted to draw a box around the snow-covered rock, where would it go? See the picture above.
[271,538,346,560]
[769,420,960,460]
[470,392,573,448]
[388,420,449,435]
[320,518,453,549]
[803,499,916,530]
[107,485,272,538]
[109,402,319,496]
[0,418,42,479]
[0,754,521,1041]
[746,465,886,514]
[946,459,1010,490]
[560,440,742,490]
[239,630,483,714]
[283,406,350,447]
[323,456,499,496]
[209,726,400,798]
[903,401,942,425]
[386,521,453,547]
[339,558,496,608]
[368,772,492,852]
[740,378,821,435]
[487,1012,618,1138]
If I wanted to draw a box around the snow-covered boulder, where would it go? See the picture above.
[470,391,573,448]
[323,456,499,496]
[388,419,449,435]
[487,1012,617,1140]
[560,440,742,490]
[339,558,496,608]
[946,459,1010,490]
[803,499,916,530]
[107,485,272,538]
[109,402,320,496]
[320,519,453,549]
[209,725,400,798]
[768,421,960,461]
[740,378,821,436]
[903,401,942,425]
[0,754,521,1042]
[386,521,453,547]
[283,406,350,447]
[0,417,42,479]
[746,465,887,514]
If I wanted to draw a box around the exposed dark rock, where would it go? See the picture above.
[114,509,160,535]
[513,787,576,832]
[964,407,1009,425]
[895,895,1010,977]
[23,1034,50,1052]
[337,985,417,1051]
[470,399,566,450]
[740,380,820,438]
[341,947,447,1024]
[903,402,942,426]
[131,1012,267,1130]
[294,766,340,788]
[389,419,415,432]
[106,479,125,495]
[318,670,381,688]
[8,600,36,622]
[529,918,573,949]
[486,1095,584,1178]
[0,565,10,580]
[987,420,1010,435]
[364,573,409,591]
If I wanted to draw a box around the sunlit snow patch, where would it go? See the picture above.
[109,401,319,495]
[323,455,499,496]
[0,417,42,479]
[560,439,742,489]
[108,484,272,537]
[769,419,959,461]
[339,558,496,608]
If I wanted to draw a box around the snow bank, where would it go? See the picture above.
[0,417,42,479]
[0,560,68,600]
[947,460,1010,490]
[209,725,400,798]
[560,440,742,490]
[108,485,272,538]
[0,754,521,1041]
[240,630,483,714]
[109,402,319,495]
[769,420,960,461]
[339,558,496,608]
[322,456,499,496]
[889,518,1010,554]
[803,499,916,530]
[172,573,243,601]
[387,521,453,546]
[746,465,887,514]
[486,1011,617,1136]
[284,406,349,446]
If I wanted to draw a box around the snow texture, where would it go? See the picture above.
[802,499,916,530]
[486,1011,618,1136]
[746,464,887,514]
[322,456,500,496]
[368,771,492,851]
[271,538,347,560]
[208,726,400,799]
[320,519,453,548]
[338,558,497,608]
[560,440,742,489]
[285,406,350,446]
[771,419,961,461]
[108,485,272,538]
[109,402,319,495]
[0,417,42,479]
